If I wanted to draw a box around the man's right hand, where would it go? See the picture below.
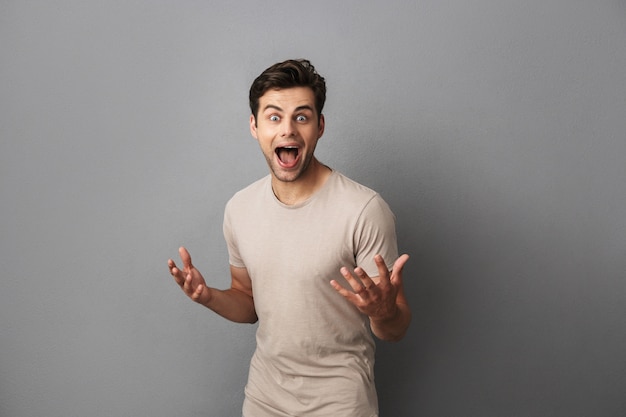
[168,246,212,305]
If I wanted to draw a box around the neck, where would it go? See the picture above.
[271,158,331,205]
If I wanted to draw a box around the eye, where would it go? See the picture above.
[296,115,307,122]
[269,115,280,122]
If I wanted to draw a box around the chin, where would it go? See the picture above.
[272,170,303,183]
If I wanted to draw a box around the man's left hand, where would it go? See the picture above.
[331,254,410,321]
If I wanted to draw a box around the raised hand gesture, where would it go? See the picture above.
[168,246,212,305]
[331,254,411,341]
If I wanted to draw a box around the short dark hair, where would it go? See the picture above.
[249,59,326,122]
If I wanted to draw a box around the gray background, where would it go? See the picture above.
[1,1,625,416]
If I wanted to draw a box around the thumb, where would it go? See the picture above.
[391,254,410,280]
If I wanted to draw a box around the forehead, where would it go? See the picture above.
[259,87,316,111]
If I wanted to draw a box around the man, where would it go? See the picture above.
[168,59,411,416]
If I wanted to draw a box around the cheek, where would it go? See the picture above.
[256,124,277,138]
[308,127,323,142]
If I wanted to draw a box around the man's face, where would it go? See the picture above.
[250,87,325,183]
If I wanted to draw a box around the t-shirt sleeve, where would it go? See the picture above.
[353,194,399,277]
[223,201,246,268]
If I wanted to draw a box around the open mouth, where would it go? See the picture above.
[275,146,300,168]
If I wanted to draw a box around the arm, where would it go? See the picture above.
[168,246,257,324]
[330,254,411,342]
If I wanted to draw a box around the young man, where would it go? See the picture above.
[168,59,411,416]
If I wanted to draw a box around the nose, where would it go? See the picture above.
[280,118,296,137]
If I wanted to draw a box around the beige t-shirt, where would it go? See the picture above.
[223,170,399,417]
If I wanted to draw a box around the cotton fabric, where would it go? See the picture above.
[223,170,398,416]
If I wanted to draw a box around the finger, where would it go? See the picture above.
[340,267,367,293]
[340,268,375,301]
[330,279,359,301]
[182,272,193,292]
[353,267,376,291]
[388,254,410,287]
[168,260,185,285]
[170,265,182,280]
[392,254,410,276]
[179,246,193,269]
[190,283,204,301]
[168,259,177,273]
[372,254,392,286]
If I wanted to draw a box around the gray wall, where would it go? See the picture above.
[1,1,625,416]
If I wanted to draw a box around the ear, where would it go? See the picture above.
[317,114,325,139]
[250,114,258,140]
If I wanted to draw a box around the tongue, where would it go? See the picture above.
[278,148,298,164]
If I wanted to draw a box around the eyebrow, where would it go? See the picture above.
[262,104,315,113]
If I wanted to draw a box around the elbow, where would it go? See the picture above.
[239,311,258,324]
[245,308,259,324]
[233,316,258,324]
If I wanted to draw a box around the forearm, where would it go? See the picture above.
[370,302,411,342]
[203,288,257,324]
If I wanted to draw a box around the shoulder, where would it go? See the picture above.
[329,171,395,218]
[328,171,378,200]
[328,171,393,213]
[225,175,270,210]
